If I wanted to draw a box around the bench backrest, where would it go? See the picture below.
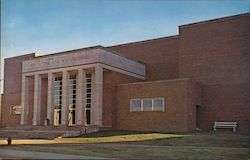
[214,122,237,126]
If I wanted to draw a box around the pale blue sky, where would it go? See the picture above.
[1,0,249,58]
[0,0,249,92]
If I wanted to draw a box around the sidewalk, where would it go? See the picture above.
[0,149,112,159]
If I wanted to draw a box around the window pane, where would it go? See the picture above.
[153,99,164,111]
[54,105,61,109]
[86,104,91,108]
[154,106,163,111]
[87,99,91,103]
[86,73,91,78]
[131,100,141,111]
[86,109,91,125]
[87,94,91,98]
[154,99,163,106]
[143,99,152,111]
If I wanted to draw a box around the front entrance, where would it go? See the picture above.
[54,109,61,125]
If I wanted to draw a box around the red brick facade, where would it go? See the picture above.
[1,13,249,133]
[115,79,201,132]
[178,14,250,132]
[1,54,35,126]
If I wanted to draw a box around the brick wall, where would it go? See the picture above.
[115,79,201,132]
[109,36,179,81]
[103,70,141,129]
[178,13,250,132]
[1,54,35,126]
[40,78,48,125]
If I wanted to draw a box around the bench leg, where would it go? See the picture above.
[233,128,236,132]
[213,127,216,131]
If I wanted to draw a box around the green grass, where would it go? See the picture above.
[55,132,187,143]
[1,131,249,160]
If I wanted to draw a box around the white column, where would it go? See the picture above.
[33,74,42,125]
[21,75,29,125]
[61,70,69,125]
[93,65,103,126]
[46,72,54,125]
[76,69,86,125]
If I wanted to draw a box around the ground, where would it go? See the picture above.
[0,131,249,160]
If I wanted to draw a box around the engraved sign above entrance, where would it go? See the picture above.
[22,47,146,78]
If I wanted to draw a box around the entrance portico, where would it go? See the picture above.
[20,47,145,127]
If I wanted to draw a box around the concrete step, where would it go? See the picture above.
[1,125,86,131]
[0,130,63,139]
[0,125,100,139]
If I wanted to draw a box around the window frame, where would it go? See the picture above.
[152,97,165,112]
[142,98,153,111]
[130,99,142,112]
[130,97,165,112]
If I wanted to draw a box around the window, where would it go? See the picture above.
[153,98,164,111]
[130,98,164,112]
[68,74,76,125]
[11,105,22,115]
[54,77,62,108]
[85,72,92,125]
[142,99,152,111]
[131,99,141,111]
[54,76,62,125]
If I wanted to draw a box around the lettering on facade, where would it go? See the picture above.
[22,48,145,77]
[23,51,98,73]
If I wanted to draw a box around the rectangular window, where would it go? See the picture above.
[68,74,77,125]
[142,99,152,111]
[86,109,91,125]
[85,72,92,125]
[153,98,164,111]
[130,99,141,111]
[54,76,62,125]
[130,98,164,112]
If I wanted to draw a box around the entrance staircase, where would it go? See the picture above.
[0,125,99,139]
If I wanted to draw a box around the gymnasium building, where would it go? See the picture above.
[1,13,249,133]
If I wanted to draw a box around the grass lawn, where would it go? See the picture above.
[0,131,249,160]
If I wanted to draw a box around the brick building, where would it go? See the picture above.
[1,13,249,133]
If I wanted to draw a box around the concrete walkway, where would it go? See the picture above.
[0,149,112,159]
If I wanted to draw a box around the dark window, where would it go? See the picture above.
[87,99,91,103]
[86,73,91,78]
[58,110,62,124]
[86,104,91,108]
[86,110,91,125]
[72,110,76,124]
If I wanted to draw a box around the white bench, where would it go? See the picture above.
[213,121,237,132]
